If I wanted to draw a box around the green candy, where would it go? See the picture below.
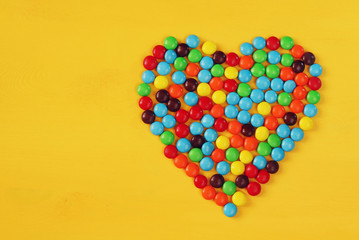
[222,181,236,195]
[307,91,320,104]
[257,142,272,156]
[280,36,294,50]
[137,83,151,96]
[253,50,267,63]
[278,92,292,106]
[160,131,174,145]
[225,148,239,162]
[237,83,252,97]
[164,36,178,50]
[281,53,294,67]
[268,134,281,148]
[188,49,202,63]
[211,64,224,77]
[266,65,280,78]
[189,148,203,162]
[174,57,187,71]
[251,63,265,77]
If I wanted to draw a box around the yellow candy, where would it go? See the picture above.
[197,83,211,96]
[202,41,217,55]
[257,102,271,115]
[232,191,247,206]
[239,150,253,164]
[154,76,168,89]
[216,136,230,150]
[255,126,269,141]
[224,67,238,79]
[231,161,245,175]
[299,116,313,130]
[212,90,226,104]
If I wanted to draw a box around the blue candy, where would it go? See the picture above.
[186,35,200,48]
[153,103,167,117]
[227,92,240,105]
[216,161,230,175]
[240,42,254,55]
[150,121,164,135]
[190,122,204,135]
[271,147,285,161]
[225,105,239,119]
[250,89,265,103]
[253,155,267,170]
[176,138,191,153]
[256,76,270,90]
[237,110,251,124]
[200,56,214,69]
[251,114,264,127]
[239,97,253,111]
[201,114,215,128]
[271,78,284,91]
[268,51,281,64]
[283,80,296,93]
[198,70,212,83]
[184,92,199,106]
[162,115,176,128]
[142,70,155,84]
[172,71,186,84]
[303,104,317,117]
[202,142,215,156]
[223,203,237,217]
[238,69,252,83]
[277,124,291,138]
[265,90,278,103]
[156,61,171,75]
[164,50,177,64]
[252,36,266,49]
[204,128,218,142]
[200,157,214,171]
[282,138,295,152]
[291,128,304,141]
[309,63,322,77]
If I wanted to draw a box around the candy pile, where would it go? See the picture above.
[137,35,322,217]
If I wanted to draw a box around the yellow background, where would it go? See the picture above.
[0,0,358,239]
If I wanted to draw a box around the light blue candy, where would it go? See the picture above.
[239,97,253,111]
[204,129,218,142]
[277,124,291,138]
[309,63,322,77]
[150,121,164,135]
[153,103,167,117]
[216,161,230,175]
[253,155,267,170]
[164,50,177,64]
[251,114,264,127]
[223,203,237,217]
[156,61,171,75]
[227,92,240,105]
[172,71,186,84]
[198,70,212,83]
[250,89,265,103]
[142,70,155,84]
[253,36,266,49]
[176,138,191,153]
[190,122,204,135]
[200,56,214,69]
[200,157,214,171]
[184,92,198,106]
[291,128,304,141]
[238,69,252,83]
[271,78,284,91]
[201,114,215,128]
[282,138,295,152]
[225,105,239,119]
[303,104,317,117]
[265,90,278,103]
[237,110,251,124]
[202,142,215,156]
[240,42,254,55]
[186,35,200,48]
[271,147,285,161]
[256,76,270,90]
[162,115,176,128]
[283,80,296,93]
[268,51,281,64]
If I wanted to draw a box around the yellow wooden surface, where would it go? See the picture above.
[0,0,358,239]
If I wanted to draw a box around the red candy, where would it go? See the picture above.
[153,45,166,59]
[245,164,259,178]
[175,123,189,138]
[198,96,213,110]
[266,36,280,50]
[194,175,207,188]
[308,77,322,90]
[214,118,228,132]
[256,170,270,184]
[175,109,189,123]
[164,145,177,158]
[139,96,153,110]
[226,52,240,66]
[143,55,157,70]
[247,182,261,196]
[189,106,203,120]
[223,79,238,92]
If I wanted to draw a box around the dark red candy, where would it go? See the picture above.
[302,52,315,65]
[176,43,190,57]
[241,124,255,137]
[256,170,270,184]
[189,106,203,120]
[194,175,207,188]
[283,112,297,126]
[155,89,170,103]
[245,164,259,178]
[292,60,305,73]
[175,123,189,138]
[164,145,178,158]
[226,52,240,66]
[184,78,198,92]
[175,109,190,123]
[198,96,213,110]
[167,98,181,112]
[214,118,228,132]
[308,77,322,90]
[191,135,206,148]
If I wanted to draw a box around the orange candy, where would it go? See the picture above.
[293,86,307,100]
[228,120,242,134]
[169,84,183,98]
[239,56,254,69]
[272,105,286,118]
[290,99,304,113]
[210,104,224,118]
[230,135,244,148]
[173,154,188,168]
[214,192,228,206]
[280,67,295,81]
[202,186,216,200]
[209,77,223,91]
[291,45,305,58]
[185,163,199,177]
[211,149,225,163]
[244,137,258,151]
[264,116,279,130]
[186,63,200,76]
[294,73,309,86]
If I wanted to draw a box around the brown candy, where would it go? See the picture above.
[167,98,181,112]
[210,174,224,188]
[283,112,297,126]
[176,43,189,57]
[141,110,155,124]
[184,78,198,92]
[266,161,279,174]
[235,175,249,188]
[212,51,226,64]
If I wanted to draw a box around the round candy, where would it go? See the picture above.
[271,147,285,161]
[211,64,224,77]
[200,157,214,171]
[235,175,249,188]
[292,60,305,73]
[271,78,284,91]
[174,57,187,71]
[210,174,225,188]
[150,121,164,135]
[188,49,202,63]
[176,138,191,153]
[139,96,152,110]
[202,41,217,55]
[226,52,240,66]
[162,115,176,128]
[309,63,322,77]
[212,51,226,64]
[253,155,267,170]
[280,36,294,50]
[266,36,280,50]
[240,42,254,55]
[253,50,267,63]
[164,49,177,64]
[291,45,304,58]
[172,71,186,84]
[176,124,189,138]
[308,77,322,90]
[247,182,261,196]
[224,67,238,79]
[201,114,215,128]
[202,186,216,200]
[303,104,318,117]
[277,124,291,138]
[283,112,297,126]
[239,150,253,164]
[169,84,183,98]
[164,36,178,50]
[216,135,230,149]
[222,181,236,195]
[214,118,228,132]
[251,114,264,127]
[231,161,245,175]
[194,175,207,188]
[256,76,270,90]
[167,98,181,112]
[238,69,252,83]
[256,170,270,184]
[232,191,247,206]
[189,148,203,162]
[227,92,240,105]
[137,83,151,96]
[257,142,272,156]
[302,52,315,65]
[142,70,156,84]
[186,35,200,48]
[190,122,204,135]
[281,53,294,67]
[255,126,269,141]
[157,61,171,75]
[251,63,265,77]
[185,162,199,177]
[164,145,177,159]
[291,127,304,141]
[282,138,295,152]
[197,83,211,96]
[245,164,258,178]
[226,148,239,162]
[160,131,174,145]
[267,134,281,148]
[239,97,253,111]
[264,90,277,103]
[253,36,266,49]
[272,105,286,118]
[184,92,199,106]
[283,80,296,93]
[141,110,155,124]
[307,90,320,104]
[266,160,279,173]
[176,43,189,57]
[278,92,292,106]
[214,192,228,206]
[155,89,170,103]
[223,203,237,217]
[173,154,188,168]
[266,65,280,78]
[240,56,254,69]
[212,90,227,104]
[216,161,230,175]
[264,116,279,130]
[203,129,217,143]
[250,89,264,103]
[154,76,169,89]
[143,55,158,70]
[299,117,314,130]
[153,103,167,117]
[237,83,252,97]
[257,102,271,115]
[268,51,281,64]
[200,56,214,69]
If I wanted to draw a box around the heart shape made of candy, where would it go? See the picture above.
[137,35,322,217]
